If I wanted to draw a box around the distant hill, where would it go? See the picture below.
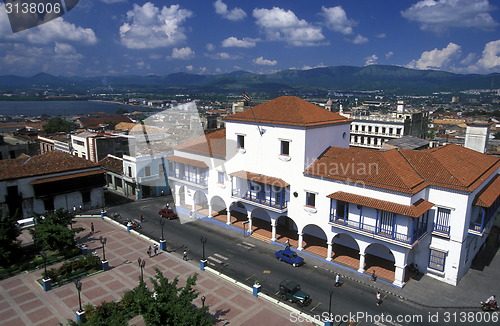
[0,65,498,94]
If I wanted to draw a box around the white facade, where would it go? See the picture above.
[464,123,490,153]
[168,96,499,287]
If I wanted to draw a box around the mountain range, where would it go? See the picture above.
[0,65,499,95]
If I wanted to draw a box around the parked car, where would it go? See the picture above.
[158,208,178,220]
[278,280,312,307]
[275,248,304,267]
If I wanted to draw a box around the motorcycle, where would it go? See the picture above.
[124,219,142,229]
[481,301,498,311]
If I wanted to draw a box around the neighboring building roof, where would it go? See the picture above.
[473,175,500,207]
[78,115,132,128]
[167,155,208,168]
[175,129,226,158]
[31,170,104,185]
[384,136,429,150]
[225,96,352,127]
[327,192,434,218]
[99,156,123,174]
[305,144,500,194]
[229,170,289,187]
[0,151,99,181]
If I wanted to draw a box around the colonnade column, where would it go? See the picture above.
[271,219,277,241]
[297,233,304,251]
[358,252,365,273]
[326,241,333,261]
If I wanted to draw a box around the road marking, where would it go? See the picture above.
[213,253,228,260]
[242,241,255,247]
[245,274,255,281]
[263,270,270,274]
[310,302,321,312]
[237,242,255,250]
[208,256,222,264]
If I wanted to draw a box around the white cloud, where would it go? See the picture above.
[221,37,257,48]
[199,67,208,73]
[365,54,378,65]
[185,65,194,71]
[351,34,368,44]
[254,56,277,66]
[171,47,195,60]
[460,53,476,65]
[386,51,394,59]
[214,0,247,21]
[99,0,126,3]
[401,0,498,33]
[407,43,461,70]
[206,52,240,60]
[253,7,325,46]
[476,40,500,70]
[119,2,193,49]
[376,33,387,38]
[321,6,356,35]
[206,43,215,51]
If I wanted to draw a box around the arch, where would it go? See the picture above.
[329,233,361,270]
[178,186,186,207]
[364,243,396,282]
[210,195,227,217]
[276,215,298,232]
[300,224,328,253]
[193,190,208,217]
[251,207,271,223]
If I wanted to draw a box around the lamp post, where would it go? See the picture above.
[74,280,85,323]
[137,258,146,283]
[99,236,109,271]
[159,219,167,251]
[200,236,207,271]
[325,289,334,326]
[40,251,51,291]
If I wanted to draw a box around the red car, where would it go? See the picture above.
[158,208,178,219]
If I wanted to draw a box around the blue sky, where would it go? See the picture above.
[0,0,499,76]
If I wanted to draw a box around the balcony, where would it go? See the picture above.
[432,223,450,237]
[329,216,426,247]
[168,171,207,188]
[232,188,288,213]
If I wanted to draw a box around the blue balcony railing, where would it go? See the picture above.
[432,223,450,236]
[168,171,207,186]
[232,189,287,210]
[330,215,425,245]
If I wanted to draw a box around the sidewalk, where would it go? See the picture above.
[0,217,316,326]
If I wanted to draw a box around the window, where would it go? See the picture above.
[280,140,290,156]
[237,134,245,149]
[145,166,151,177]
[428,249,446,272]
[306,192,316,207]
[218,171,224,184]
[379,211,394,235]
[434,207,451,234]
[159,164,164,173]
[43,198,54,211]
[168,162,174,173]
[337,201,349,219]
[128,166,132,177]
[82,191,91,203]
[375,126,379,133]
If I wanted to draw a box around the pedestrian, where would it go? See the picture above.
[371,270,377,282]
[285,239,290,248]
[183,250,188,261]
[153,244,158,256]
[376,291,383,306]
[147,245,152,258]
[334,273,341,287]
[165,202,170,208]
[140,215,144,223]
[90,222,94,234]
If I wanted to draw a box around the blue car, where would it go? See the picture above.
[275,248,304,267]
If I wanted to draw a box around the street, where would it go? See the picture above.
[102,195,493,325]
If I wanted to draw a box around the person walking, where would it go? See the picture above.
[147,246,152,258]
[140,215,144,223]
[285,239,290,249]
[334,274,341,287]
[376,291,383,306]
[371,270,377,282]
[153,244,158,256]
[183,250,188,261]
[90,222,94,234]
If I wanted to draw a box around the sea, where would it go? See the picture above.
[0,100,147,117]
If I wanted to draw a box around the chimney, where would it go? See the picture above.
[464,122,490,153]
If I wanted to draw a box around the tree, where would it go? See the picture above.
[43,117,77,133]
[0,210,21,267]
[30,208,83,252]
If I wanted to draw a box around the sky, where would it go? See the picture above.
[0,0,499,77]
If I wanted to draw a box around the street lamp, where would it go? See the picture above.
[40,251,48,278]
[137,258,146,282]
[74,280,83,312]
[160,219,165,241]
[99,236,107,261]
[200,236,207,261]
[326,289,334,326]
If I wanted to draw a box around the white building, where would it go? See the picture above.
[71,132,134,162]
[168,96,500,287]
[0,151,105,218]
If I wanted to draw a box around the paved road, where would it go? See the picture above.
[101,196,499,325]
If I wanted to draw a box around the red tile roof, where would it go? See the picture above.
[474,175,500,207]
[327,192,434,218]
[229,170,289,188]
[305,144,500,194]
[0,151,100,181]
[225,96,352,127]
[99,156,123,174]
[167,155,208,168]
[175,129,226,158]
[31,170,104,184]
